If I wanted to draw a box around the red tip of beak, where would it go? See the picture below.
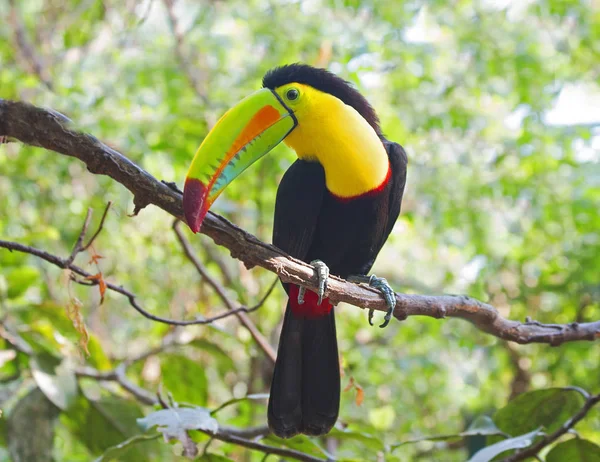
[183,178,209,233]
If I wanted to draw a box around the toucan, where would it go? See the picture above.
[183,64,407,438]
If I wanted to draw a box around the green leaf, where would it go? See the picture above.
[160,354,208,406]
[85,334,112,371]
[16,302,74,335]
[264,434,330,459]
[392,415,505,450]
[494,388,585,436]
[5,266,39,299]
[93,434,161,462]
[0,348,18,381]
[189,339,236,373]
[62,393,151,460]
[137,407,218,443]
[30,355,78,410]
[328,428,385,452]
[546,439,600,462]
[468,428,543,462]
[368,405,395,430]
[465,415,506,437]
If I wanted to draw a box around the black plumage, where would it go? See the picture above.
[269,140,408,438]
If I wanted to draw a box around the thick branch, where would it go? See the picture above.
[1,98,599,345]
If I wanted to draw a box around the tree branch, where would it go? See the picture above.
[1,98,599,346]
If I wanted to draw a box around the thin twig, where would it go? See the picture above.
[76,365,158,406]
[173,220,276,362]
[0,239,272,327]
[162,0,209,104]
[204,243,236,287]
[8,0,54,91]
[200,428,325,462]
[83,201,112,250]
[502,391,600,461]
[65,208,92,266]
[1,99,599,346]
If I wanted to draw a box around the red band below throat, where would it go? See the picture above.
[330,161,391,203]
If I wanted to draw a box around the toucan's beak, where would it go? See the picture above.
[183,89,297,233]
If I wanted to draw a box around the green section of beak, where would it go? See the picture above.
[183,88,297,232]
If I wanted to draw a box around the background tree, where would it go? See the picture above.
[0,0,598,461]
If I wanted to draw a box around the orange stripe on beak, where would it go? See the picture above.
[183,105,282,233]
[206,105,282,193]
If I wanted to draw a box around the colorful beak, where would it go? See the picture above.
[183,89,297,233]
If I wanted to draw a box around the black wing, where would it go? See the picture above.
[382,140,408,239]
[273,160,326,261]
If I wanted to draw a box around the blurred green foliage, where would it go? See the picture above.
[0,0,599,460]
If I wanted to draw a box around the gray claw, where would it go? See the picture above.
[349,274,395,328]
[311,259,329,305]
[368,275,396,328]
[298,286,306,305]
[297,260,329,306]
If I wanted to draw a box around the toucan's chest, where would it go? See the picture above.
[305,180,392,278]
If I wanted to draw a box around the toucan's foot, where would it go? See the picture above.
[298,260,329,306]
[348,274,396,328]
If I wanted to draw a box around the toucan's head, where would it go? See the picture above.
[183,63,381,233]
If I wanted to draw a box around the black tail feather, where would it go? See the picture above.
[301,308,340,436]
[268,304,304,438]
[268,304,340,438]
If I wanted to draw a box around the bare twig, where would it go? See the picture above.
[65,208,93,267]
[76,365,158,406]
[0,239,272,327]
[1,99,599,346]
[504,343,531,400]
[8,0,54,91]
[204,243,236,287]
[162,0,209,104]
[502,391,600,461]
[174,220,276,362]
[200,428,325,462]
[83,201,112,251]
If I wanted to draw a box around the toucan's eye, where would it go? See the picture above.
[286,88,299,101]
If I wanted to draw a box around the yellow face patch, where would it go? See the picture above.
[275,84,389,198]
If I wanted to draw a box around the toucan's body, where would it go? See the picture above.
[270,140,406,436]
[183,64,407,438]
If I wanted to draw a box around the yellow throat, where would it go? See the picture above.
[277,84,389,198]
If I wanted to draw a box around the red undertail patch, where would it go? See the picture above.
[289,285,333,318]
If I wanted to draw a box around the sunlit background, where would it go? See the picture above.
[0,0,599,460]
